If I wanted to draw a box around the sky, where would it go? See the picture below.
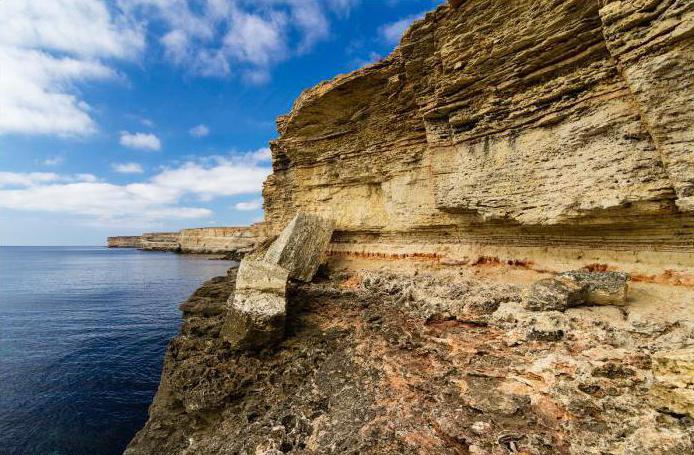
[0,0,443,246]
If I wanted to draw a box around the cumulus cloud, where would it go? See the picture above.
[234,198,263,211]
[121,0,354,82]
[189,124,210,137]
[0,0,144,137]
[0,150,271,225]
[378,13,423,46]
[112,162,144,174]
[120,131,162,151]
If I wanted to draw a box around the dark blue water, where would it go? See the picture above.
[0,247,233,455]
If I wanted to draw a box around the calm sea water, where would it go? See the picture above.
[0,247,233,455]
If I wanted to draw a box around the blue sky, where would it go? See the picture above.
[0,0,442,245]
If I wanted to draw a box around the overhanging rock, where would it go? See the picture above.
[264,213,334,282]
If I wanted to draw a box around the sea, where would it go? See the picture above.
[0,246,234,455]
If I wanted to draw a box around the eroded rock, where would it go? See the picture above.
[523,276,588,312]
[264,213,334,282]
[560,270,629,306]
[651,348,694,418]
[220,259,289,350]
[525,271,629,311]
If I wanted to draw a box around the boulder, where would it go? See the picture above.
[220,259,289,350]
[264,213,334,282]
[523,276,587,312]
[650,348,694,417]
[524,271,629,311]
[559,271,629,306]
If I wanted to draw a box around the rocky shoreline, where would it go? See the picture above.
[125,263,694,454]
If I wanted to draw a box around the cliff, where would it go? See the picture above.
[179,225,266,254]
[263,0,694,278]
[106,225,265,256]
[107,236,143,248]
[127,1,694,454]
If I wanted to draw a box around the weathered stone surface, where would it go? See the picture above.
[264,213,333,282]
[179,224,266,254]
[523,276,587,312]
[107,224,266,254]
[263,0,694,274]
[651,348,694,418]
[560,270,629,306]
[127,269,694,455]
[106,236,142,248]
[220,259,289,350]
[623,426,694,455]
[525,271,629,311]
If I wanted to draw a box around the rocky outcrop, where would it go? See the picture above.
[179,225,266,255]
[139,232,181,251]
[263,0,694,278]
[106,225,265,255]
[107,236,142,248]
[126,267,694,455]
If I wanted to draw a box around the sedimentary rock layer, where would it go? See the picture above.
[179,225,266,254]
[263,0,694,275]
[106,236,142,248]
[107,225,265,254]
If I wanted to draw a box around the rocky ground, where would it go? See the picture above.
[126,265,693,455]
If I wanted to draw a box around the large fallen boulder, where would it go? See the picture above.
[264,213,334,282]
[559,270,629,306]
[221,213,334,350]
[524,271,629,312]
[220,259,289,350]
[650,348,694,418]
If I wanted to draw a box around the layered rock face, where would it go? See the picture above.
[264,0,694,276]
[178,225,266,254]
[107,236,142,248]
[139,232,181,251]
[106,225,264,255]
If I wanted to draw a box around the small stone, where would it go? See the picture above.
[221,259,289,350]
[559,271,629,306]
[470,421,491,435]
[264,212,334,282]
[523,276,587,312]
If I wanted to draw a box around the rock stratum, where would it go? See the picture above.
[264,0,694,278]
[127,1,694,454]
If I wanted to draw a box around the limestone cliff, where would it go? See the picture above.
[107,236,143,248]
[263,0,694,277]
[179,225,266,254]
[107,225,264,256]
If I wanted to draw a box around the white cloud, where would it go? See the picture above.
[120,131,162,151]
[42,156,65,166]
[235,198,263,211]
[0,172,96,187]
[378,13,423,46]
[0,0,144,137]
[121,0,353,82]
[0,150,271,225]
[112,162,144,174]
[189,124,210,137]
